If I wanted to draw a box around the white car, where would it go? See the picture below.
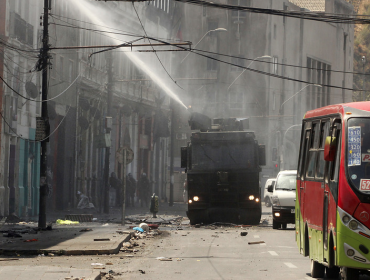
[268,170,297,229]
[263,178,276,207]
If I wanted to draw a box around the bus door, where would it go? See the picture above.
[297,122,311,252]
[323,121,341,254]
[317,121,331,252]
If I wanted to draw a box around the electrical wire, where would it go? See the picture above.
[132,2,182,89]
[174,0,370,24]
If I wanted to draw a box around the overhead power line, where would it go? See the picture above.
[172,0,370,24]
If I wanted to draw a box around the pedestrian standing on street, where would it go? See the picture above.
[137,172,150,208]
[109,172,123,207]
[126,173,136,207]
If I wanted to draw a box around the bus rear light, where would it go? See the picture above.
[274,212,280,217]
[347,249,355,256]
[249,195,255,200]
[349,220,359,230]
[359,232,370,239]
[255,198,259,202]
[188,200,193,204]
[193,196,199,202]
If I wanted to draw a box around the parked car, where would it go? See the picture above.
[263,178,276,207]
[268,170,297,229]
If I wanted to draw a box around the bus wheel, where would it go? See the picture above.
[272,220,280,229]
[340,267,359,280]
[326,266,340,279]
[281,223,287,229]
[310,259,325,278]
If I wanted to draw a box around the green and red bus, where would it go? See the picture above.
[296,102,370,279]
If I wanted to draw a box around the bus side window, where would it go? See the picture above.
[306,122,320,178]
[315,121,330,179]
[298,122,310,179]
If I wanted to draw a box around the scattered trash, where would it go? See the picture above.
[2,231,22,238]
[38,254,45,257]
[132,227,144,233]
[240,232,248,236]
[91,263,104,266]
[147,224,159,229]
[56,219,79,225]
[92,218,98,221]
[248,241,265,245]
[139,223,149,232]
[156,257,172,261]
[0,258,19,261]
[94,238,110,241]
[139,269,146,274]
[102,223,109,226]
[80,228,93,232]
[24,239,38,242]
[106,262,113,265]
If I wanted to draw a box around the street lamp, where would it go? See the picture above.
[180,28,227,64]
[279,84,322,113]
[227,55,273,91]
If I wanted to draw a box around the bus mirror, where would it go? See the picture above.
[324,136,337,162]
[181,147,188,168]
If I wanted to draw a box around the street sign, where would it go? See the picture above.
[116,147,134,164]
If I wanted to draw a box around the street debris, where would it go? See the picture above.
[24,239,38,242]
[248,241,265,245]
[240,232,248,236]
[91,262,104,266]
[56,219,79,225]
[80,228,93,232]
[132,227,144,233]
[0,258,19,261]
[139,269,146,274]
[2,231,22,238]
[156,256,172,261]
[94,238,110,241]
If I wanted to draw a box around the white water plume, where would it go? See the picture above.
[66,0,188,109]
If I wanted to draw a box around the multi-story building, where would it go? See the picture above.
[173,0,354,186]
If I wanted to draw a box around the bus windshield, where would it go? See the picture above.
[347,118,370,194]
[191,142,255,170]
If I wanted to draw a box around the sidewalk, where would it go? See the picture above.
[0,202,187,280]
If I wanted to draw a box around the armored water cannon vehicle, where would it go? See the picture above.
[181,113,266,225]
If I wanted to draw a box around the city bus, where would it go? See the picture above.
[296,102,370,279]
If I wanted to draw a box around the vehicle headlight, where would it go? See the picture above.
[249,195,255,200]
[347,249,355,256]
[272,196,280,206]
[188,199,193,204]
[193,196,199,202]
[342,215,350,224]
[255,198,259,202]
[349,220,358,230]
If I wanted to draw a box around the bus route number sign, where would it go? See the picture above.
[360,179,370,191]
[348,126,361,166]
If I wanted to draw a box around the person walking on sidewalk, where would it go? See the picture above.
[109,172,123,206]
[137,172,150,208]
[126,173,136,207]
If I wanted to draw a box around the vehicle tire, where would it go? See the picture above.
[326,266,340,279]
[281,223,287,229]
[340,267,359,280]
[272,219,280,229]
[310,259,325,278]
[265,197,271,207]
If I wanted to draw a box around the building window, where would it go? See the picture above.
[229,91,243,109]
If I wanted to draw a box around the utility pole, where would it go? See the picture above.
[103,52,113,214]
[38,0,51,229]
